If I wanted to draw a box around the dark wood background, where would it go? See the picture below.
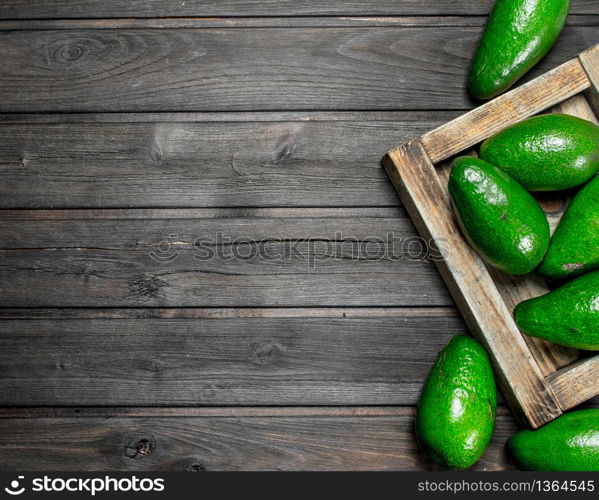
[0,1,597,471]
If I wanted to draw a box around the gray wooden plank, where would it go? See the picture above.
[0,26,596,112]
[0,409,519,471]
[0,309,462,406]
[0,0,596,18]
[0,210,451,307]
[1,307,593,406]
[0,113,594,210]
[0,115,449,208]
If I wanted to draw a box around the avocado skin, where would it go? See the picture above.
[448,156,550,275]
[538,176,599,280]
[469,0,570,100]
[514,270,599,350]
[480,114,599,191]
[508,409,599,471]
[416,335,496,470]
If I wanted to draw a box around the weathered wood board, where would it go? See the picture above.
[0,308,463,406]
[0,407,519,471]
[0,114,450,208]
[0,209,450,307]
[0,25,596,112]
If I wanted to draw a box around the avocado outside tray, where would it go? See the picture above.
[384,43,599,429]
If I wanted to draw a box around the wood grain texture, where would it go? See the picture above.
[548,356,599,411]
[0,114,453,208]
[0,409,519,471]
[0,27,596,112]
[2,111,592,210]
[0,209,451,307]
[384,141,562,428]
[0,0,597,18]
[0,309,464,406]
[580,42,599,86]
[420,57,592,163]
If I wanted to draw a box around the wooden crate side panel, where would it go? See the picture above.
[0,409,519,471]
[547,356,599,411]
[383,141,562,428]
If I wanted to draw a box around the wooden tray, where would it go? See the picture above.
[384,44,599,429]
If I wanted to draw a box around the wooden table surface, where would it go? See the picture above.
[0,1,597,471]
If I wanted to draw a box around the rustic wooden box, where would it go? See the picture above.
[384,44,599,429]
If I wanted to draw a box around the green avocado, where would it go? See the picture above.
[538,176,599,280]
[469,0,570,100]
[480,114,599,191]
[416,335,496,470]
[514,270,599,350]
[448,156,550,275]
[508,409,599,471]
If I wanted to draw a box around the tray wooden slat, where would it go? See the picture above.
[420,58,591,163]
[385,43,599,428]
[548,357,599,411]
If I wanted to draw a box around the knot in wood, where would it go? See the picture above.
[251,342,282,365]
[52,42,85,63]
[124,435,156,459]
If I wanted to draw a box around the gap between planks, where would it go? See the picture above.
[0,0,597,18]
[0,306,460,320]
[0,110,462,123]
[0,207,406,220]
[0,406,514,419]
[0,16,596,30]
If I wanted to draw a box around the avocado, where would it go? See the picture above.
[514,270,599,350]
[508,409,599,471]
[469,0,570,99]
[416,335,496,470]
[538,176,599,280]
[480,114,599,191]
[448,156,550,275]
